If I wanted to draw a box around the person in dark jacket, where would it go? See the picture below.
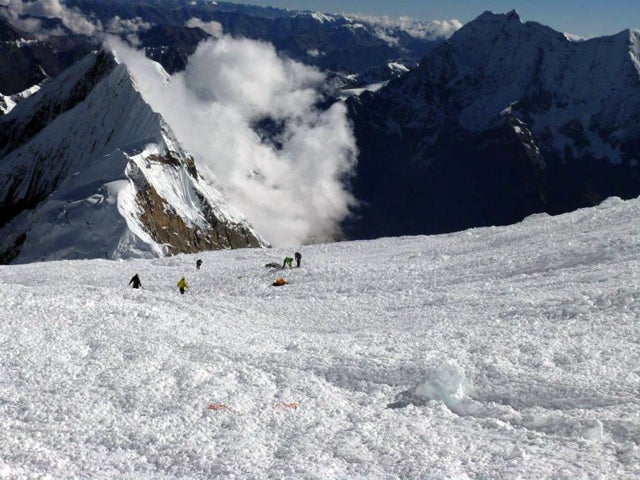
[129,274,142,289]
[196,259,203,270]
[294,252,301,267]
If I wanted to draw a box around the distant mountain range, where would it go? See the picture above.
[0,0,449,94]
[1,3,640,263]
[0,15,92,95]
[67,0,450,71]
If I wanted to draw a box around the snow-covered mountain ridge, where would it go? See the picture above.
[0,50,265,264]
[346,10,640,239]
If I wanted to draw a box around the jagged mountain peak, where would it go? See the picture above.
[446,10,567,65]
[0,50,266,264]
[476,9,521,24]
[345,10,640,240]
[402,10,640,133]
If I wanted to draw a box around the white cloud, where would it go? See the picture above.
[106,15,151,46]
[106,15,150,35]
[345,13,462,42]
[1,0,148,41]
[107,36,358,246]
[1,0,101,36]
[185,17,223,38]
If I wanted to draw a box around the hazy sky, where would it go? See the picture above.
[228,0,639,38]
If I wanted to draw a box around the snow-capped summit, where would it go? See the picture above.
[346,11,640,239]
[0,50,266,264]
[438,12,640,134]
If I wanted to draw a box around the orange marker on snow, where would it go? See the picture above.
[207,403,235,412]
[274,402,299,410]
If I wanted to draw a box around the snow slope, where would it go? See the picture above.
[1,197,640,478]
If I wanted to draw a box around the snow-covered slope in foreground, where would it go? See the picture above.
[1,197,640,478]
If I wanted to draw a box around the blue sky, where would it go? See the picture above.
[229,1,639,38]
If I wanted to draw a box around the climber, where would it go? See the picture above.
[177,277,189,294]
[128,273,142,289]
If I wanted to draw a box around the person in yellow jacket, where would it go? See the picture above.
[177,277,189,294]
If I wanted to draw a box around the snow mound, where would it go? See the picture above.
[413,361,467,408]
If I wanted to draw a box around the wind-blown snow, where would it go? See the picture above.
[1,197,640,478]
[1,0,100,36]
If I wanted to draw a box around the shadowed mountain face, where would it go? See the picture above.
[139,24,211,73]
[345,11,640,239]
[0,16,94,95]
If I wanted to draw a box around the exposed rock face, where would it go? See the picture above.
[130,159,261,253]
[0,50,266,264]
[345,11,640,239]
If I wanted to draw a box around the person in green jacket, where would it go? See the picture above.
[177,277,189,294]
[282,256,293,268]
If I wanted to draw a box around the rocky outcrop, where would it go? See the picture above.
[130,159,262,254]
